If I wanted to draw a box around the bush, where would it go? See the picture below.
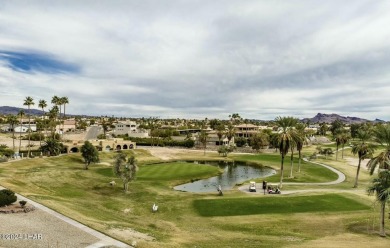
[19,200,27,207]
[0,189,17,207]
[126,137,195,148]
[28,132,45,141]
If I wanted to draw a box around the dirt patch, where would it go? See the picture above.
[344,157,369,168]
[108,228,155,242]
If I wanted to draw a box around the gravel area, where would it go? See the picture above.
[0,208,99,248]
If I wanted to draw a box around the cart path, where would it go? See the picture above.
[238,158,346,194]
[0,185,131,248]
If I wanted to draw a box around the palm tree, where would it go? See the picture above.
[48,106,59,139]
[51,96,60,134]
[18,110,25,154]
[289,131,297,178]
[351,129,375,188]
[367,124,390,175]
[23,96,35,158]
[38,99,47,147]
[61,97,69,119]
[275,116,298,188]
[340,132,351,159]
[367,170,390,237]
[295,123,306,173]
[225,123,236,145]
[335,134,342,160]
[6,115,18,152]
[216,124,225,145]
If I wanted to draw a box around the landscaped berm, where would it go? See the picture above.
[0,147,389,248]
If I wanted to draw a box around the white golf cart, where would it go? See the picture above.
[249,181,256,192]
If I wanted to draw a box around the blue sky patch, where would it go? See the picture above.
[0,50,80,74]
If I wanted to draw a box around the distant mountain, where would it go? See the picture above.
[0,106,44,116]
[302,113,385,124]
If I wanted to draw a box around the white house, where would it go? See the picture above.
[113,121,138,135]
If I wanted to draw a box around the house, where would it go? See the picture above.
[56,119,76,134]
[14,124,37,133]
[234,124,260,138]
[113,121,137,135]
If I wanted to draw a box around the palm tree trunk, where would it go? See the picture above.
[353,158,362,188]
[12,129,15,152]
[336,144,339,160]
[279,156,284,188]
[27,107,31,158]
[341,144,345,159]
[290,151,294,178]
[298,150,301,173]
[19,122,22,154]
[380,201,386,237]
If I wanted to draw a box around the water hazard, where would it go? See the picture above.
[173,161,276,193]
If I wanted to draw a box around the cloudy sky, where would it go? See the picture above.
[1,1,390,120]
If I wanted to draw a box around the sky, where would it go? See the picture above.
[1,0,390,120]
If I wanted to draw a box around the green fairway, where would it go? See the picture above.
[193,193,370,217]
[232,153,339,183]
[137,162,222,181]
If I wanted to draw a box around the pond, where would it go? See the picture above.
[173,161,276,193]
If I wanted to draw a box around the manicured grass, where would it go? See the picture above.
[137,162,221,181]
[0,149,387,247]
[193,194,370,217]
[232,153,339,183]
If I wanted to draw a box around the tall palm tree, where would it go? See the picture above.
[48,106,59,139]
[289,132,297,178]
[367,124,390,175]
[216,124,225,145]
[351,129,374,188]
[18,110,25,154]
[61,96,69,119]
[6,115,18,152]
[225,123,236,145]
[51,96,60,134]
[340,131,351,159]
[295,123,306,173]
[23,96,35,158]
[367,170,390,237]
[335,134,342,161]
[275,116,298,188]
[38,99,47,147]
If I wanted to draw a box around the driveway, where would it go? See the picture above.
[0,186,131,248]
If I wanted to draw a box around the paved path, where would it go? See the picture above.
[238,158,346,194]
[0,185,131,248]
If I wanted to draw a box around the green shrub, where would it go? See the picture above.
[28,132,45,141]
[0,189,17,207]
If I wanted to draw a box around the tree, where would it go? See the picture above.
[218,145,235,157]
[295,123,306,173]
[318,123,328,136]
[61,96,69,119]
[351,129,374,188]
[48,106,59,138]
[330,119,344,136]
[335,133,342,160]
[340,131,351,159]
[40,137,64,156]
[80,141,99,170]
[23,96,34,158]
[367,170,390,237]
[113,153,138,192]
[251,132,269,152]
[275,116,298,188]
[18,109,24,153]
[6,115,18,152]
[216,124,225,146]
[367,124,390,174]
[199,130,208,155]
[38,99,47,147]
[225,123,236,145]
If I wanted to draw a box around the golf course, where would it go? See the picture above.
[0,146,389,247]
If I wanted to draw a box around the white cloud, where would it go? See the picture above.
[0,1,390,120]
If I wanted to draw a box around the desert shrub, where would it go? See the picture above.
[29,132,45,141]
[0,189,17,207]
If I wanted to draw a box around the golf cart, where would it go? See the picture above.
[267,184,281,194]
[249,181,256,192]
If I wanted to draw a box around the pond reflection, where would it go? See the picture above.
[173,161,276,193]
